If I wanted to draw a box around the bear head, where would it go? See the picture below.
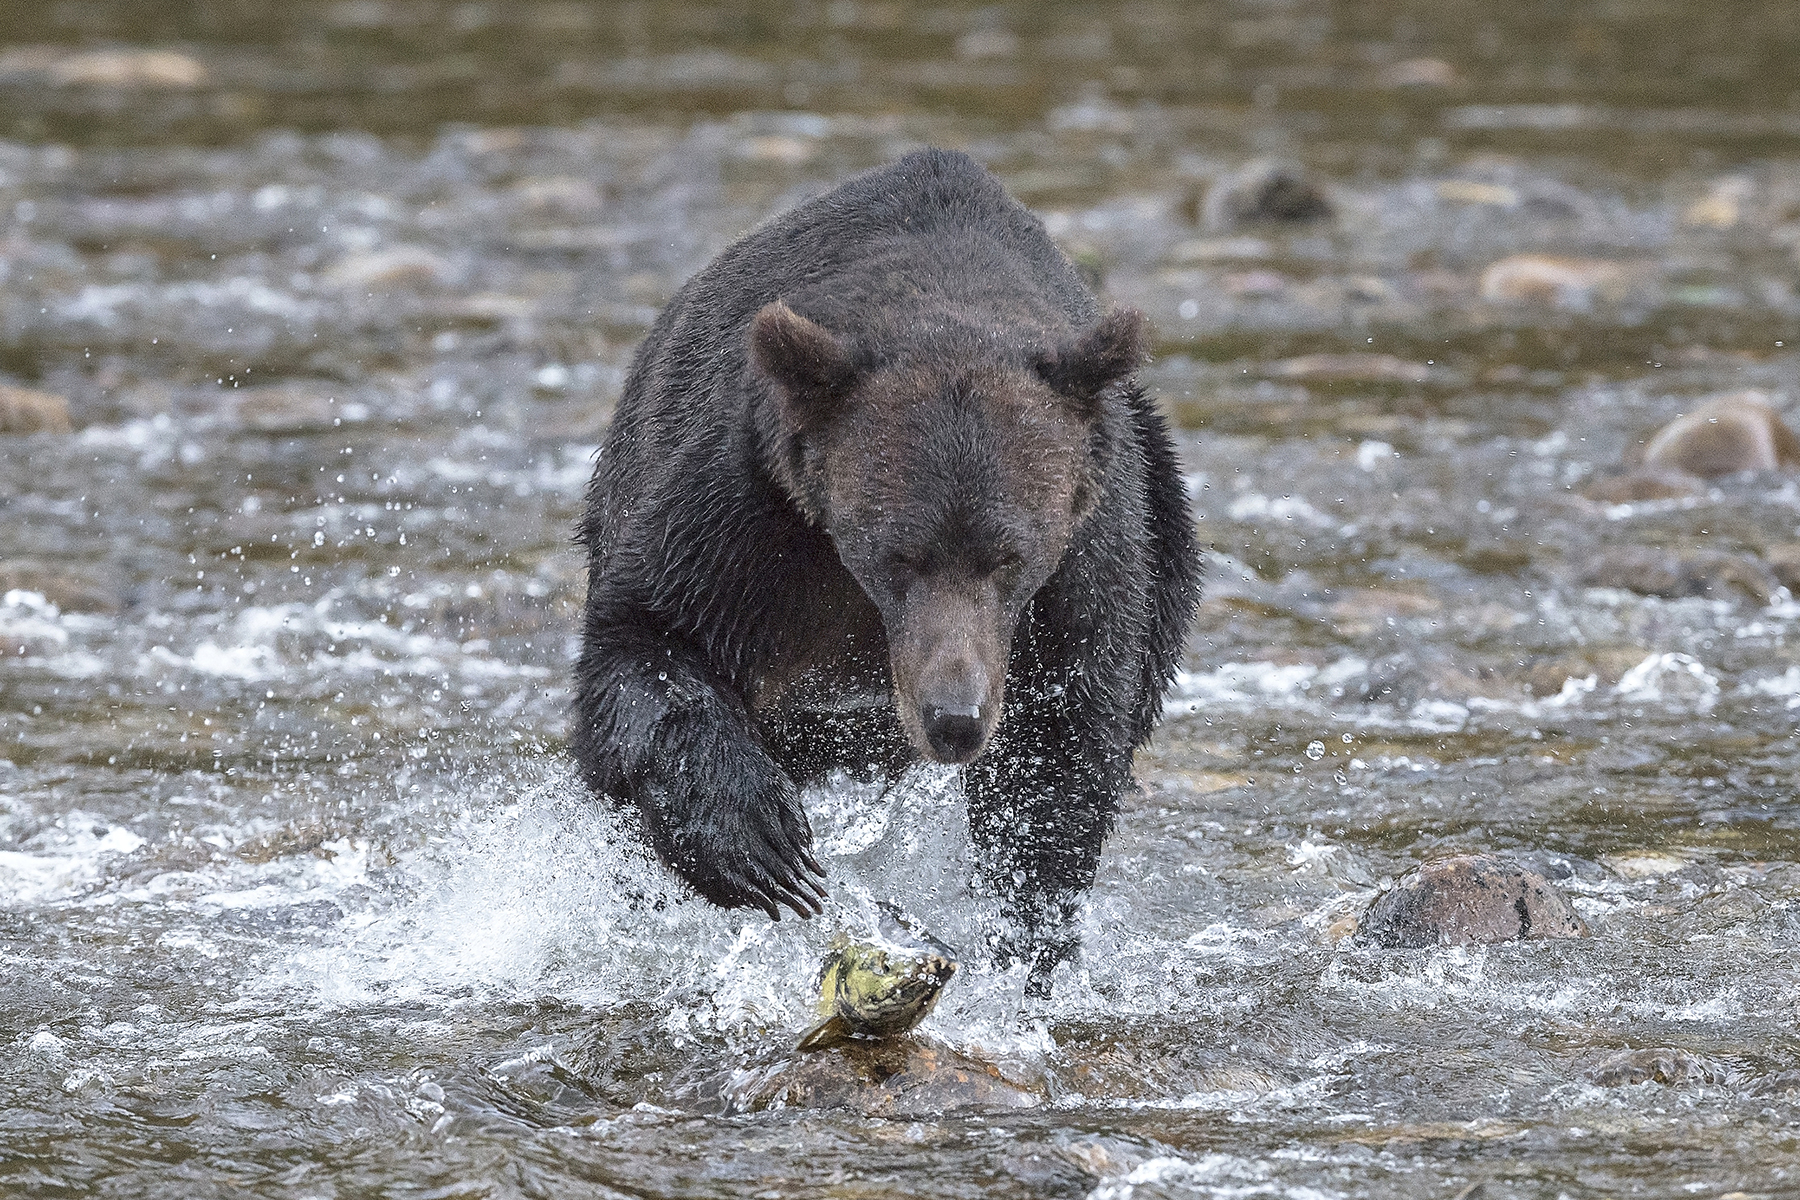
[749,299,1143,765]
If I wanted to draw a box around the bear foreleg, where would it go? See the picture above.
[963,705,1129,997]
[571,624,829,919]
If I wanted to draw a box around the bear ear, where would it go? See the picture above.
[749,301,857,429]
[1035,308,1145,410]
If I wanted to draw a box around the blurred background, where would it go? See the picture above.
[6,5,1800,1199]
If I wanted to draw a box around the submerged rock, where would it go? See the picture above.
[0,385,72,435]
[0,564,118,613]
[324,246,452,291]
[1583,467,1703,503]
[725,1039,1043,1115]
[1356,855,1587,948]
[43,48,208,89]
[1642,392,1800,477]
[1587,1048,1732,1087]
[1478,254,1628,310]
[1267,353,1431,384]
[1578,544,1780,604]
[1203,159,1333,229]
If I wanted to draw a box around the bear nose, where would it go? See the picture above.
[922,703,986,762]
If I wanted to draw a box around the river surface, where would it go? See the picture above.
[5,3,1800,1197]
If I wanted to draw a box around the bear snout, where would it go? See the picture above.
[905,645,1001,764]
[921,702,987,763]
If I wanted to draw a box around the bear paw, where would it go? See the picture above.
[659,785,828,921]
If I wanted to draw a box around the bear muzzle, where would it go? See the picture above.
[921,701,988,763]
[884,578,1009,765]
[905,651,1001,765]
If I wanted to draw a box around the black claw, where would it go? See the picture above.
[773,883,816,918]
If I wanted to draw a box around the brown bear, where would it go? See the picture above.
[572,148,1200,991]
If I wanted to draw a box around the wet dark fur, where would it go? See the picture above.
[573,148,1201,987]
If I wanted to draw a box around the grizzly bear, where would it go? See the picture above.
[572,148,1199,990]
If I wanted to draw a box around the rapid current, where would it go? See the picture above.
[4,3,1800,1196]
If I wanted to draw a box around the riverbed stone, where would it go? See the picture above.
[0,563,119,613]
[1203,159,1332,229]
[231,384,344,433]
[1355,855,1588,948]
[1478,254,1628,309]
[1642,392,1800,477]
[0,385,73,434]
[1583,466,1704,503]
[1578,544,1780,604]
[724,1039,1044,1115]
[324,246,452,291]
[1587,1048,1732,1087]
[46,48,208,89]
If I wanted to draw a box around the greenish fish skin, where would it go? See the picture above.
[796,907,959,1052]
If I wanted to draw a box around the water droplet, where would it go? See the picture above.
[656,671,667,682]
[1305,740,1326,761]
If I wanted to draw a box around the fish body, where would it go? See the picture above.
[796,905,958,1052]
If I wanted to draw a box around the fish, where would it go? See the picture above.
[796,904,959,1053]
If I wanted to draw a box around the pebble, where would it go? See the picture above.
[0,385,73,434]
[231,384,343,434]
[45,48,207,89]
[725,1040,1042,1116]
[1682,177,1754,230]
[1355,855,1587,949]
[1478,255,1627,309]
[1379,58,1458,88]
[1583,467,1703,503]
[1578,544,1780,604]
[1267,353,1431,384]
[1758,543,1800,593]
[508,175,605,216]
[1167,237,1273,264]
[1203,159,1332,230]
[1642,392,1800,477]
[1435,179,1520,207]
[0,564,118,613]
[324,246,451,291]
[1587,1048,1732,1087]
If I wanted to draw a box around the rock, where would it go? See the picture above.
[1355,855,1588,949]
[1266,353,1431,384]
[1642,392,1800,478]
[1760,543,1800,592]
[1478,255,1628,310]
[1583,467,1704,503]
[231,384,343,434]
[0,385,72,434]
[1587,1048,1731,1087]
[46,49,207,89]
[508,176,604,216]
[1167,236,1272,263]
[1682,177,1754,231]
[1577,544,1781,604]
[724,1039,1043,1115]
[1380,58,1458,88]
[1597,850,1688,879]
[1516,646,1665,698]
[0,564,117,614]
[1435,180,1520,207]
[324,246,451,291]
[1203,159,1332,230]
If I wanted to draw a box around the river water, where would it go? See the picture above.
[4,3,1800,1197]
